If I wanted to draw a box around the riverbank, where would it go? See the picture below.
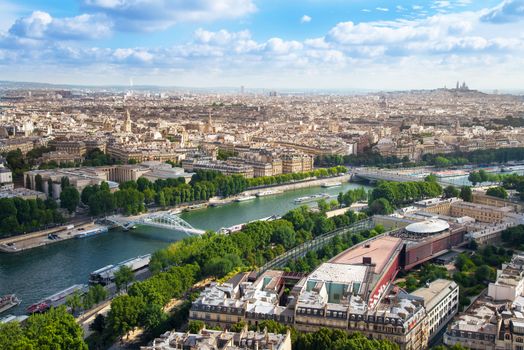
[0,221,102,253]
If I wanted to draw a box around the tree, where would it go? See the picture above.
[0,322,32,350]
[114,265,135,292]
[106,295,144,339]
[47,179,54,198]
[425,173,437,182]
[188,320,205,334]
[468,171,482,186]
[60,186,80,213]
[90,314,106,334]
[66,290,83,315]
[460,186,473,202]
[61,176,70,190]
[486,186,508,199]
[443,185,460,198]
[369,198,394,215]
[35,174,43,192]
[23,306,87,349]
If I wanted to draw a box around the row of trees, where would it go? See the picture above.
[315,147,524,169]
[423,147,524,167]
[0,197,65,237]
[467,169,502,186]
[315,152,409,168]
[246,166,347,188]
[337,187,368,207]
[368,180,442,207]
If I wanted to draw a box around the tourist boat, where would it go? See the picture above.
[294,193,330,204]
[26,284,87,314]
[75,226,108,239]
[234,195,257,202]
[0,294,21,314]
[256,189,283,197]
[321,182,342,188]
[89,254,151,285]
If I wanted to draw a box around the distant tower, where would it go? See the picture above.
[123,109,132,133]
[456,81,460,90]
[240,85,245,94]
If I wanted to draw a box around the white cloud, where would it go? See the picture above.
[301,15,312,23]
[8,11,112,40]
[82,0,257,31]
[481,0,524,23]
[2,0,524,89]
[376,7,389,12]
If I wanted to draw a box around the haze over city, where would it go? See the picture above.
[1,0,524,90]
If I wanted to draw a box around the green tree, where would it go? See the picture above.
[486,186,508,199]
[106,295,144,339]
[443,185,460,198]
[188,320,205,334]
[66,290,83,315]
[114,265,135,292]
[369,198,394,215]
[468,171,482,186]
[35,174,43,192]
[60,186,80,213]
[460,186,473,202]
[47,178,54,198]
[23,306,87,349]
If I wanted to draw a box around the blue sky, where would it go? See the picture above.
[0,0,523,89]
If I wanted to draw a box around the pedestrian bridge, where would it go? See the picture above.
[103,212,205,236]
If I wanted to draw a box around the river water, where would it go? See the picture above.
[0,181,370,315]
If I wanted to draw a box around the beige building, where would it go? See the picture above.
[141,327,292,350]
[450,201,512,223]
[411,279,459,341]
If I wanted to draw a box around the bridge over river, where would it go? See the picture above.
[102,211,206,235]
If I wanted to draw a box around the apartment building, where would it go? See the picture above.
[450,201,513,223]
[141,327,292,350]
[411,279,459,341]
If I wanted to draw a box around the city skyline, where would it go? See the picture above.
[1,0,524,90]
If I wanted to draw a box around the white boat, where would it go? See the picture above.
[0,295,21,314]
[75,226,108,239]
[256,189,283,197]
[235,195,257,202]
[321,182,342,188]
[294,193,330,204]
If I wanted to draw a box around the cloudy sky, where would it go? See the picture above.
[1,0,523,90]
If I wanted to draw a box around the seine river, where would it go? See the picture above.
[0,181,370,315]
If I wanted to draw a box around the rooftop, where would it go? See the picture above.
[330,235,402,274]
[405,219,450,234]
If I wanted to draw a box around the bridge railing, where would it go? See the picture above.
[257,217,374,275]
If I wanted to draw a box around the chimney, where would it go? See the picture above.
[363,257,372,265]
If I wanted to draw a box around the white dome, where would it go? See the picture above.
[405,219,450,234]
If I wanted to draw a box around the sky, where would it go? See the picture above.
[0,0,523,90]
